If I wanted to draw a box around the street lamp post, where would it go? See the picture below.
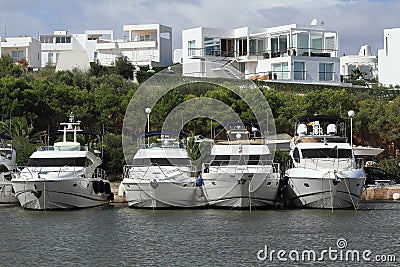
[348,110,355,148]
[145,107,151,146]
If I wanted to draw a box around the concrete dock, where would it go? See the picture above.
[361,186,400,201]
[110,182,127,204]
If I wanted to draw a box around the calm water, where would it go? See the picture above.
[0,202,399,266]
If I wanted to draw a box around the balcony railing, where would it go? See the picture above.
[188,48,238,58]
[248,70,308,81]
[188,47,338,58]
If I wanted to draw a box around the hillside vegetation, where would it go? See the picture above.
[1,55,399,178]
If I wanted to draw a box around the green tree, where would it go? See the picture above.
[114,55,133,79]
[0,55,24,78]
[101,133,125,180]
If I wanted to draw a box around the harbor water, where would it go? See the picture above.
[1,202,399,266]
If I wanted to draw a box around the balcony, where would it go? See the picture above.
[96,42,117,50]
[188,48,237,59]
[188,47,337,60]
[118,40,157,49]
[248,70,310,81]
[262,47,337,59]
[41,43,73,51]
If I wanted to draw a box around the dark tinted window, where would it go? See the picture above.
[210,155,268,166]
[27,157,88,167]
[293,147,300,163]
[132,158,190,166]
[302,148,352,159]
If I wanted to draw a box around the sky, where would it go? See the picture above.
[0,0,399,55]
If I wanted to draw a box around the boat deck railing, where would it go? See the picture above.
[92,168,107,180]
[139,143,186,149]
[18,166,105,180]
[37,145,89,152]
[202,160,280,174]
[285,157,362,171]
[123,164,197,179]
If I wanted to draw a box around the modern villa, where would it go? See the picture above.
[39,24,173,71]
[340,45,378,82]
[0,37,41,69]
[182,23,341,85]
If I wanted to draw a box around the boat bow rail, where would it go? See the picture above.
[123,164,197,179]
[37,145,90,152]
[202,161,280,174]
[285,158,355,172]
[17,166,100,179]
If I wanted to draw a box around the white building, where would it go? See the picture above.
[0,37,41,69]
[40,24,173,71]
[40,30,88,68]
[173,48,183,64]
[118,24,172,67]
[182,23,341,85]
[340,45,378,82]
[378,28,400,87]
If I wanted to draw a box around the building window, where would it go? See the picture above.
[12,50,24,62]
[319,63,334,81]
[325,36,335,52]
[294,61,305,80]
[204,37,220,56]
[139,35,151,41]
[385,36,388,56]
[40,36,53,43]
[237,39,247,56]
[55,36,71,43]
[272,62,289,80]
[47,53,53,65]
[188,40,196,56]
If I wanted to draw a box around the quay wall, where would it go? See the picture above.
[361,186,400,201]
[110,182,127,204]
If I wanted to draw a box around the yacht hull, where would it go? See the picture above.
[202,171,280,209]
[12,179,109,210]
[284,168,365,209]
[122,179,205,208]
[0,181,18,205]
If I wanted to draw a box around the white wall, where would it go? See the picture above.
[378,28,400,87]
[27,38,41,69]
[182,28,204,76]
[255,56,340,84]
[173,49,183,64]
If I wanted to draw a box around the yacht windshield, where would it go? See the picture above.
[210,155,269,166]
[27,157,88,167]
[132,158,190,166]
[301,148,351,159]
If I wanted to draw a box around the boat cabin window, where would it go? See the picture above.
[27,157,88,167]
[293,147,300,163]
[210,155,269,166]
[132,158,190,166]
[301,148,352,159]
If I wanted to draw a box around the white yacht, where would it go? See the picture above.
[283,115,366,209]
[0,133,18,205]
[12,114,113,210]
[201,122,280,209]
[120,130,204,208]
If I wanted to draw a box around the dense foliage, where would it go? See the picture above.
[1,54,400,177]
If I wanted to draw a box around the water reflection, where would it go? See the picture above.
[0,202,399,266]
